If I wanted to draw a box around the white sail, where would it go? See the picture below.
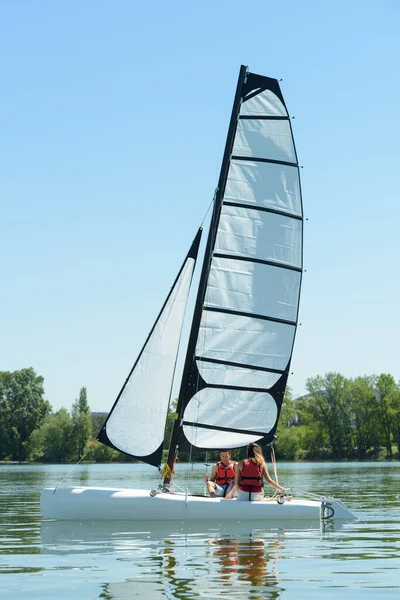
[174,69,303,452]
[98,230,201,465]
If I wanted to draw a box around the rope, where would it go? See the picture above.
[287,487,333,501]
[200,191,216,228]
[185,446,196,501]
[270,444,279,486]
[52,443,95,494]
[203,451,210,496]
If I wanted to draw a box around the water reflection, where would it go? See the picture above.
[40,520,338,599]
[208,534,282,598]
[40,519,331,553]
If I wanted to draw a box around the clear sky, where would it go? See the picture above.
[1,0,399,413]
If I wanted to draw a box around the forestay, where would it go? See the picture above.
[173,67,303,454]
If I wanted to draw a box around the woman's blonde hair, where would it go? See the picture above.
[246,443,264,467]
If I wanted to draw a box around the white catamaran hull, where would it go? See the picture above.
[40,487,356,521]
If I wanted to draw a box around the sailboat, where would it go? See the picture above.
[41,65,356,522]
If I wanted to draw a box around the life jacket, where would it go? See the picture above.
[215,461,236,486]
[239,459,263,493]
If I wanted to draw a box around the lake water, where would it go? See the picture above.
[1,462,399,599]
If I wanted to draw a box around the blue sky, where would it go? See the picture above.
[1,0,399,412]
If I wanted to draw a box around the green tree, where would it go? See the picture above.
[91,412,107,438]
[89,440,119,462]
[349,376,381,458]
[71,387,92,461]
[164,398,178,452]
[375,374,398,458]
[293,393,330,459]
[29,408,74,462]
[391,381,400,456]
[305,373,353,459]
[0,368,51,460]
[275,387,301,459]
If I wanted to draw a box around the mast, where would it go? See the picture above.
[164,65,248,483]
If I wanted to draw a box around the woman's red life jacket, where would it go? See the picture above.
[215,461,236,486]
[239,459,263,492]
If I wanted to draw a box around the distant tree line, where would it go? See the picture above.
[0,368,399,463]
[275,372,400,460]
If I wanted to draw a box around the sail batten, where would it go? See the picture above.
[196,355,287,375]
[166,66,303,458]
[232,155,298,168]
[182,421,271,437]
[223,202,303,221]
[204,307,297,327]
[213,253,302,272]
[239,115,290,121]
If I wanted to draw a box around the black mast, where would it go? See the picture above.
[163,65,248,484]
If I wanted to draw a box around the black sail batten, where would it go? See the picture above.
[164,65,303,469]
[222,201,303,221]
[196,355,287,375]
[203,306,297,327]
[232,155,298,168]
[239,115,288,120]
[97,228,202,467]
[213,252,302,272]
[182,422,271,437]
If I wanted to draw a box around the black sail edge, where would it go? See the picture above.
[164,65,248,480]
[97,227,202,467]
[164,66,303,473]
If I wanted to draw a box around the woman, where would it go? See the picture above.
[226,443,284,501]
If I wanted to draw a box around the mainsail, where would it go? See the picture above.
[98,229,202,467]
[168,66,303,459]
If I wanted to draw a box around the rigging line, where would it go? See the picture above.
[187,449,195,495]
[191,191,217,454]
[203,451,209,496]
[52,445,94,494]
[200,190,216,228]
[285,488,330,501]
[270,444,279,486]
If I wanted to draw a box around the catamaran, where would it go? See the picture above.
[41,65,356,522]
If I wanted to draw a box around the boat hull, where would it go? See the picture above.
[40,487,356,521]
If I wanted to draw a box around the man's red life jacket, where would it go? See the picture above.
[215,460,236,486]
[239,459,263,492]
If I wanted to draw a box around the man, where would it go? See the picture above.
[204,450,237,498]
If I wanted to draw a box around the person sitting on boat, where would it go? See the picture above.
[225,442,284,501]
[204,450,237,498]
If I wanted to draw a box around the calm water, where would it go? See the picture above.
[1,462,399,599]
